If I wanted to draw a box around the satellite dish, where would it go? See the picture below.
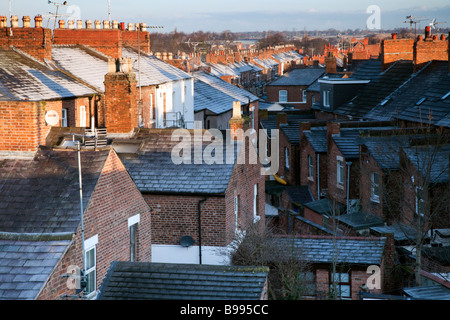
[45,110,60,126]
[179,235,195,247]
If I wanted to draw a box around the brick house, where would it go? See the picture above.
[275,234,396,299]
[0,48,98,156]
[0,146,152,300]
[116,126,266,265]
[266,68,325,110]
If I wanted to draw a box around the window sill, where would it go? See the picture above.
[336,183,344,190]
[307,176,314,182]
[253,216,261,224]
[370,197,380,204]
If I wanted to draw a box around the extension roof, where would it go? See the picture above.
[267,67,325,87]
[97,261,269,300]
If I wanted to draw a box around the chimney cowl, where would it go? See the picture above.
[22,16,31,28]
[391,33,397,39]
[34,15,43,28]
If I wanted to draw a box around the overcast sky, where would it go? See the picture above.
[1,0,449,33]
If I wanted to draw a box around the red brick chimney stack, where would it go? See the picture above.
[104,58,138,135]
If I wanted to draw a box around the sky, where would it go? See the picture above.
[1,0,449,33]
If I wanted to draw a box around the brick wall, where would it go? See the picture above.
[37,149,152,299]
[0,97,90,152]
[278,130,300,185]
[266,85,310,110]
[381,37,414,71]
[414,34,448,71]
[0,17,52,62]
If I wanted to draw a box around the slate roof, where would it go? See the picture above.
[0,147,110,234]
[336,211,384,231]
[335,60,414,119]
[348,59,382,81]
[51,45,109,92]
[303,198,345,216]
[267,67,325,87]
[194,71,259,104]
[370,223,420,243]
[302,126,327,153]
[285,185,314,206]
[365,61,450,125]
[332,126,395,160]
[0,240,70,300]
[119,130,239,195]
[97,261,269,300]
[402,144,450,183]
[193,72,259,114]
[259,113,316,140]
[277,236,386,265]
[0,49,96,101]
[52,46,192,93]
[403,285,450,300]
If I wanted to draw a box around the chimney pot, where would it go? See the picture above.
[112,20,119,29]
[140,23,147,31]
[417,35,423,41]
[94,20,101,29]
[103,20,110,29]
[34,15,43,28]
[119,22,125,30]
[425,26,431,38]
[22,16,31,28]
[10,15,19,28]
[58,20,65,29]
[135,23,140,31]
[391,33,397,39]
[0,16,7,28]
[86,20,92,29]
[127,23,133,31]
[67,20,74,29]
[440,34,446,41]
[76,20,83,29]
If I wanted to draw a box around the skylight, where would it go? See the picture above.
[441,91,450,101]
[380,98,390,106]
[416,97,427,106]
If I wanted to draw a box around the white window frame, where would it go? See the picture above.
[279,90,288,103]
[308,155,314,179]
[61,108,68,127]
[128,214,140,262]
[415,186,425,218]
[302,89,307,103]
[371,172,380,203]
[323,90,330,107]
[234,196,239,233]
[337,157,344,185]
[253,184,260,223]
[79,105,86,127]
[285,147,290,170]
[84,235,98,299]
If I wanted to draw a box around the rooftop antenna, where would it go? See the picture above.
[108,0,111,22]
[429,18,447,35]
[48,0,68,30]
[403,15,427,38]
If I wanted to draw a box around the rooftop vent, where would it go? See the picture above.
[416,97,427,106]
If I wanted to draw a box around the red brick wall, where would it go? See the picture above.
[0,97,90,152]
[0,26,52,61]
[37,149,152,300]
[414,37,448,70]
[381,38,414,70]
[278,130,299,185]
[359,149,384,219]
[266,85,310,110]
[300,140,328,200]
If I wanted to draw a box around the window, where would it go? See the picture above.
[323,90,330,107]
[371,172,380,202]
[330,271,351,299]
[279,90,288,103]
[150,93,155,120]
[299,271,316,296]
[308,155,314,179]
[253,184,260,223]
[285,147,290,169]
[128,214,140,262]
[234,196,239,233]
[302,90,307,103]
[61,108,68,127]
[84,235,98,298]
[415,186,425,218]
[79,106,86,127]
[312,95,316,104]
[337,159,344,185]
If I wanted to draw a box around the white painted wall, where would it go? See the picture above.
[154,78,194,129]
[151,244,232,265]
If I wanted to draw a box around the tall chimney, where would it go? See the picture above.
[0,16,7,28]
[10,15,19,28]
[22,16,31,28]
[425,26,431,39]
[229,101,245,140]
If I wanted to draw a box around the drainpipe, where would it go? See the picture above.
[76,142,86,292]
[346,161,352,215]
[317,154,320,199]
[198,198,207,264]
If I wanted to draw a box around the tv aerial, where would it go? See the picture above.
[47,0,69,30]
[429,18,447,35]
[403,15,427,37]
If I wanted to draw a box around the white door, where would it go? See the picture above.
[80,106,86,127]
